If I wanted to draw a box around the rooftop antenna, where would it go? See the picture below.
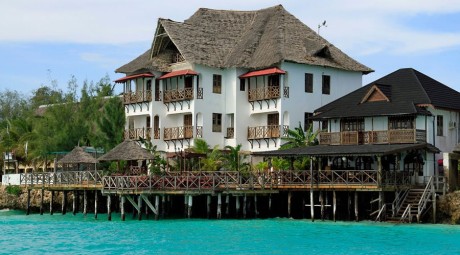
[318,20,327,35]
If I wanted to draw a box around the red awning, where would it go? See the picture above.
[158,69,198,80]
[239,67,286,78]
[114,73,154,83]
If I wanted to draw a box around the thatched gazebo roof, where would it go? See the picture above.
[58,146,98,164]
[98,140,155,161]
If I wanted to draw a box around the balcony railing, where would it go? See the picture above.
[163,88,193,103]
[226,127,235,139]
[248,86,280,101]
[247,125,289,139]
[123,90,152,104]
[319,129,427,145]
[124,128,152,140]
[153,128,160,139]
[163,126,194,141]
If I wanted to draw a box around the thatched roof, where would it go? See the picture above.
[98,140,155,161]
[117,5,372,75]
[58,147,98,164]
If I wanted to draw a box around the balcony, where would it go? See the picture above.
[247,125,289,139]
[122,90,152,104]
[319,129,427,145]
[164,126,195,141]
[163,88,193,103]
[248,86,280,102]
[124,128,152,140]
[226,127,235,139]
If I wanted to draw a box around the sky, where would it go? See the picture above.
[1,0,460,97]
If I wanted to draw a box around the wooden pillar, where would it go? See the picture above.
[354,191,359,222]
[94,191,98,219]
[62,191,67,215]
[107,195,112,221]
[287,191,292,218]
[333,190,337,222]
[161,196,166,218]
[40,188,44,215]
[206,195,211,219]
[235,196,240,218]
[432,186,437,224]
[83,190,87,216]
[50,191,54,215]
[120,196,126,221]
[184,195,188,218]
[217,193,222,219]
[225,195,230,216]
[243,194,247,218]
[26,189,31,215]
[320,191,325,221]
[137,195,143,221]
[72,191,77,215]
[155,196,160,220]
[377,156,382,187]
[347,192,351,220]
[268,195,272,216]
[187,195,193,218]
[310,190,314,222]
[254,194,258,218]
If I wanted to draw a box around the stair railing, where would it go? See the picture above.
[392,188,410,217]
[374,204,387,222]
[417,176,434,223]
[400,204,412,223]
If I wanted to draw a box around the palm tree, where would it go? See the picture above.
[280,122,318,150]
[223,144,249,172]
[190,139,223,171]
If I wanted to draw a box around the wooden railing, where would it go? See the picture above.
[226,127,235,139]
[20,171,104,187]
[247,125,289,139]
[163,88,193,103]
[123,90,152,104]
[163,126,194,141]
[248,86,280,101]
[319,129,427,145]
[124,128,152,140]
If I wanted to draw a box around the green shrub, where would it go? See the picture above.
[5,185,22,196]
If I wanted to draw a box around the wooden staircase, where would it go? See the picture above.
[388,189,425,222]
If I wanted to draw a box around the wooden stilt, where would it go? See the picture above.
[40,188,44,215]
[83,190,87,216]
[268,195,272,216]
[137,195,143,221]
[161,195,166,218]
[187,195,193,218]
[235,196,240,218]
[254,195,258,218]
[302,197,306,219]
[354,191,359,222]
[207,195,211,219]
[243,194,247,218]
[288,191,292,218]
[184,195,188,218]
[50,191,54,215]
[347,192,351,220]
[432,188,437,224]
[310,190,315,222]
[26,189,31,215]
[333,190,337,222]
[155,196,160,220]
[225,195,230,216]
[72,191,77,215]
[120,196,125,221]
[107,195,112,221]
[320,191,324,221]
[94,191,98,219]
[217,193,222,219]
[62,191,67,215]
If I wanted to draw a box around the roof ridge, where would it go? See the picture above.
[408,68,432,105]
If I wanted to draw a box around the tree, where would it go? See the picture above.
[280,122,318,150]
[223,144,249,172]
[94,96,125,151]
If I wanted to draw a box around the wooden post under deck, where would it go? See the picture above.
[83,190,87,216]
[94,191,98,219]
[243,194,247,218]
[310,190,314,222]
[120,196,125,221]
[187,195,193,218]
[268,195,272,217]
[107,195,112,221]
[137,195,143,221]
[62,191,67,215]
[161,196,166,218]
[50,191,54,215]
[40,188,44,215]
[155,196,160,220]
[287,191,292,218]
[207,195,211,218]
[184,196,188,218]
[320,191,325,221]
[225,195,230,216]
[217,193,222,219]
[235,196,240,218]
[72,191,77,215]
[333,191,337,222]
[254,195,258,218]
[354,191,359,222]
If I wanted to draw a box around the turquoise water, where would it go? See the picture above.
[1,210,460,255]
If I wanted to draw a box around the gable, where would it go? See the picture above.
[360,84,390,103]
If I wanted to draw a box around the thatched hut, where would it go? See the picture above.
[58,146,98,171]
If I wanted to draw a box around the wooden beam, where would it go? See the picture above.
[50,191,54,215]
[333,191,337,222]
[120,196,126,221]
[155,196,160,220]
[141,194,158,215]
[125,195,139,211]
[217,193,222,219]
[94,191,98,219]
[107,195,112,221]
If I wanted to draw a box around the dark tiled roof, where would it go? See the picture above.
[252,143,439,157]
[314,68,460,119]
[117,5,373,75]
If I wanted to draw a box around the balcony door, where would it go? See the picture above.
[267,113,279,138]
[154,115,160,139]
[184,114,193,138]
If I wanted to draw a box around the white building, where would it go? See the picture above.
[114,5,372,154]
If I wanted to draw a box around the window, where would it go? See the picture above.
[322,75,330,95]
[213,74,222,94]
[212,113,222,132]
[341,118,364,132]
[304,112,313,131]
[268,75,280,87]
[437,115,444,136]
[389,116,414,130]
[305,73,313,93]
[321,120,328,131]
[240,79,245,91]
